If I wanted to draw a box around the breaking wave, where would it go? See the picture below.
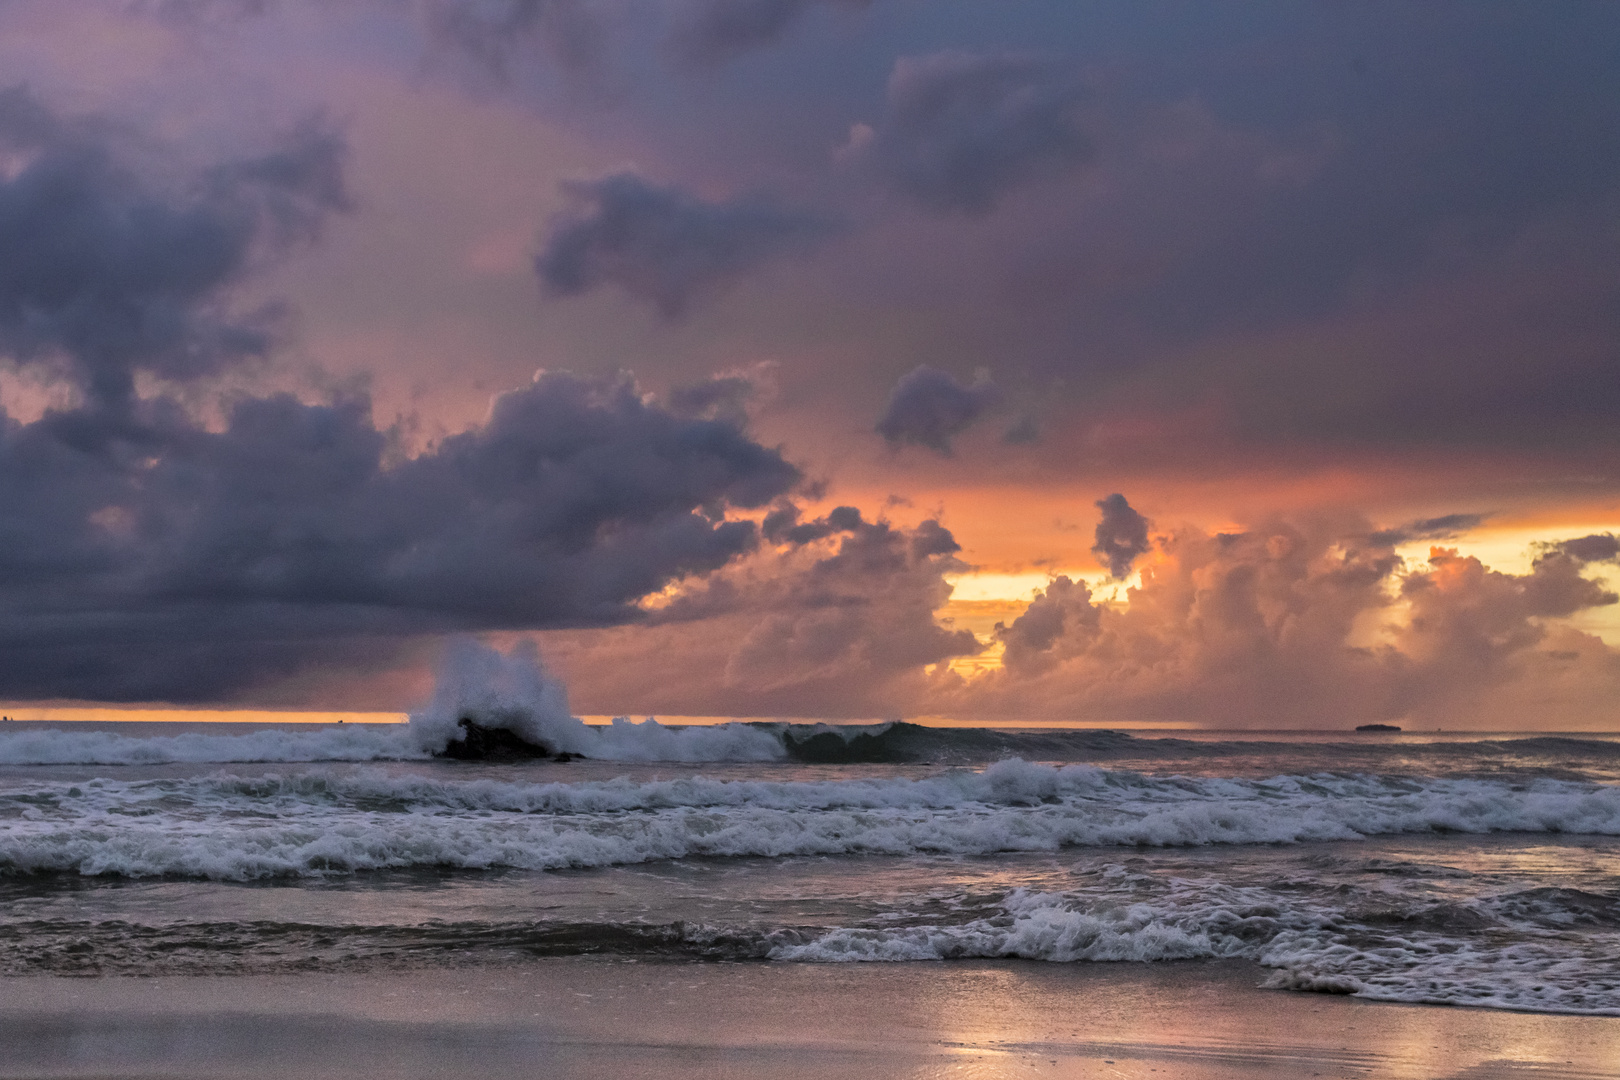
[5,862,1614,1016]
[777,880,1620,1016]
[2,759,1616,880]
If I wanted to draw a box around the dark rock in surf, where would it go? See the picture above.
[437,717,558,761]
[1355,723,1402,732]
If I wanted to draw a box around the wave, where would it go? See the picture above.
[777,883,1620,1016]
[0,916,783,976]
[2,759,1617,880]
[6,872,1614,1016]
[0,719,802,767]
[7,717,1619,770]
[0,724,420,766]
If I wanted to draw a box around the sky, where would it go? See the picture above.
[0,0,1617,729]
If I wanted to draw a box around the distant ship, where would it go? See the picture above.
[1355,723,1402,732]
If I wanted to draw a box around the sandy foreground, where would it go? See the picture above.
[0,960,1615,1080]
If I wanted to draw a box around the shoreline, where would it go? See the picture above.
[2,959,1615,1079]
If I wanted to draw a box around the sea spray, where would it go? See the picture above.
[408,639,785,762]
[408,638,581,756]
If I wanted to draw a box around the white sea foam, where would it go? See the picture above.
[775,878,1620,1016]
[772,881,1307,963]
[1,759,1616,880]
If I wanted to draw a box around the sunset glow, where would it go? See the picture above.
[0,2,1611,731]
[5,10,1620,1070]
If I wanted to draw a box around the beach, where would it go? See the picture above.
[4,959,1616,1079]
[3,721,1618,1077]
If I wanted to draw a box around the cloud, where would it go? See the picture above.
[0,87,349,408]
[669,0,872,66]
[1090,493,1150,579]
[0,363,802,701]
[1400,545,1616,667]
[419,0,607,77]
[667,360,779,426]
[995,574,1099,675]
[1001,415,1040,445]
[543,506,981,717]
[1539,533,1620,566]
[528,508,1620,726]
[1367,513,1488,547]
[948,515,1620,728]
[847,50,1092,214]
[874,365,1001,454]
[0,101,801,702]
[536,172,835,318]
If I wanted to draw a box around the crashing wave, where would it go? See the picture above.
[2,758,1617,881]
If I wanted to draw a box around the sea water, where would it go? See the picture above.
[1,717,1617,1017]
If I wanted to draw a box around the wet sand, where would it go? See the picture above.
[1,960,1615,1079]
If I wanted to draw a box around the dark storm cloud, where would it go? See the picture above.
[0,371,802,701]
[1050,6,1620,449]
[0,87,348,407]
[668,373,755,425]
[1539,534,1620,566]
[669,0,871,66]
[1367,513,1488,548]
[536,172,835,318]
[849,50,1091,214]
[0,93,801,701]
[874,365,1000,454]
[666,362,779,426]
[1001,415,1039,445]
[760,502,864,546]
[1090,493,1150,579]
[419,0,607,76]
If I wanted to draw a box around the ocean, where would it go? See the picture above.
[2,714,1617,1023]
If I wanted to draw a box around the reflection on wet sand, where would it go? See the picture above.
[3,959,1615,1079]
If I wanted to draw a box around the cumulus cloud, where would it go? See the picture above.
[536,172,835,318]
[846,50,1092,214]
[995,574,1099,675]
[531,505,1620,726]
[0,91,802,702]
[948,514,1620,728]
[666,360,779,426]
[874,365,1001,454]
[1090,493,1151,579]
[669,0,872,66]
[0,87,348,407]
[0,370,801,701]
[544,505,981,717]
